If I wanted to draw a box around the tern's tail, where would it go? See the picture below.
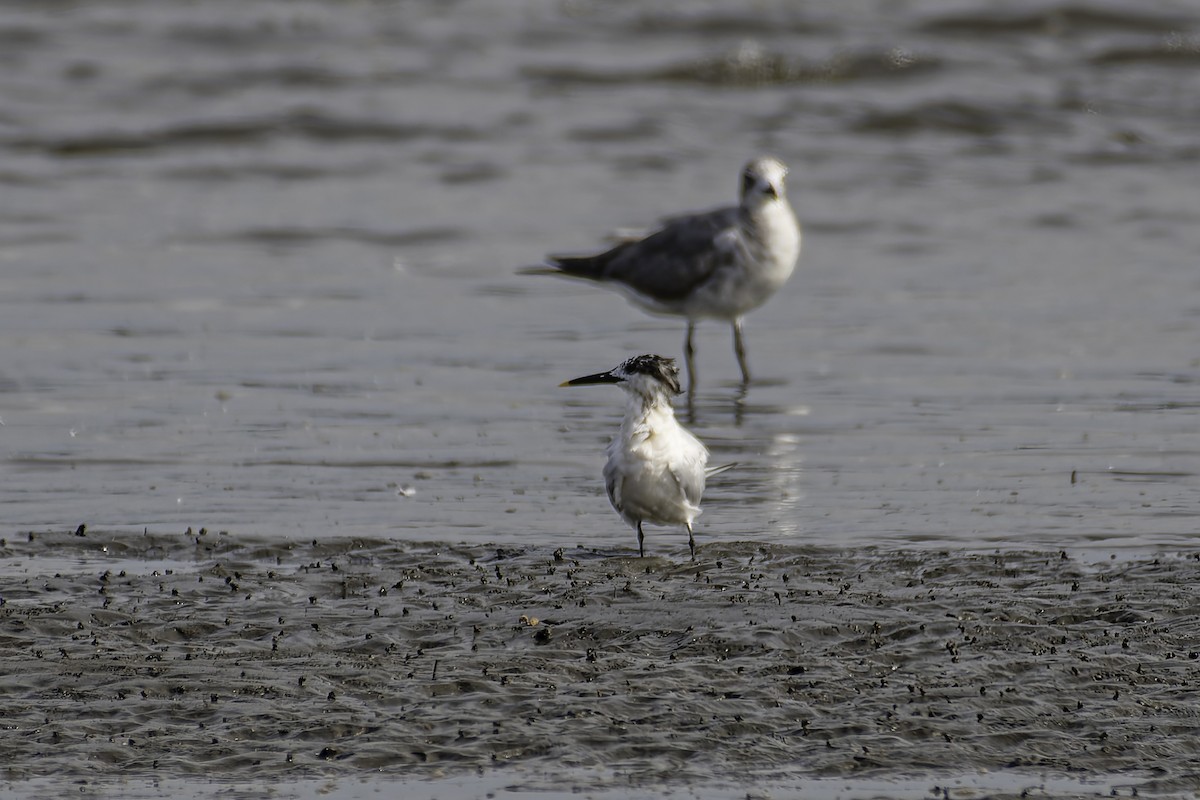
[705,462,737,478]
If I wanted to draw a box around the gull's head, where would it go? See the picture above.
[739,156,789,210]
[560,354,683,399]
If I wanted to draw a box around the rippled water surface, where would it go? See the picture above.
[2,0,1200,796]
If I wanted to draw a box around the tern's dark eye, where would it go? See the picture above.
[763,183,778,199]
[741,172,755,196]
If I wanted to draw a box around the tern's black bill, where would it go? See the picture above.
[560,371,622,387]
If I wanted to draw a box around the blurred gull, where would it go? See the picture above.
[561,354,733,559]
[529,157,801,392]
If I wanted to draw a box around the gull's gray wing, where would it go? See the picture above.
[549,206,739,302]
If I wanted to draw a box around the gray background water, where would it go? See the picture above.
[3,0,1199,555]
[2,3,1200,796]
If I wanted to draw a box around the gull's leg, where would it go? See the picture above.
[684,321,697,394]
[732,317,750,384]
[637,521,645,558]
[687,523,696,561]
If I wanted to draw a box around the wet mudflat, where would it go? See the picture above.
[2,528,1197,798]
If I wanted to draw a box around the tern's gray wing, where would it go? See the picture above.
[603,461,624,517]
[550,206,739,302]
[668,454,707,512]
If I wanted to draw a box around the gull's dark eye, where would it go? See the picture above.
[763,183,778,199]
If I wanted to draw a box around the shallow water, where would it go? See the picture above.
[3,0,1200,554]
[2,0,1200,795]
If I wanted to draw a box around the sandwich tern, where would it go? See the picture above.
[532,157,801,392]
[561,354,733,559]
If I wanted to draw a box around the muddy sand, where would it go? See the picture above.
[1,528,1198,798]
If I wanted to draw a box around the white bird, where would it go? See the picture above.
[561,354,733,559]
[531,157,801,392]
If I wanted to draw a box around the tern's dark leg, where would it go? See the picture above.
[732,317,750,384]
[684,321,697,393]
[687,523,696,560]
[637,521,645,558]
